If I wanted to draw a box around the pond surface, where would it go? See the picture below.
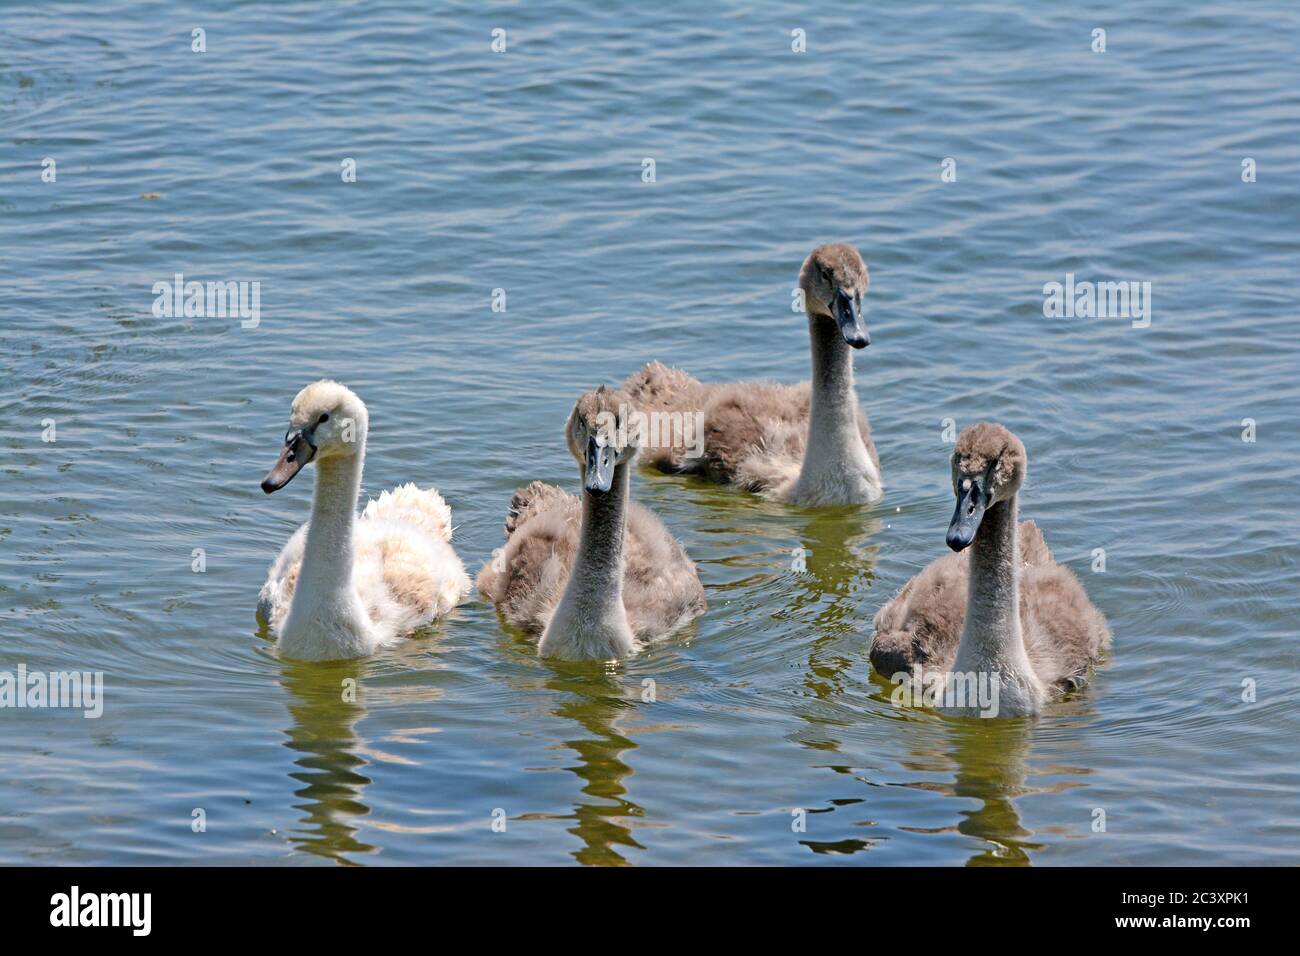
[2,1,1298,864]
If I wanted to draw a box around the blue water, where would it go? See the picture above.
[2,1,1298,864]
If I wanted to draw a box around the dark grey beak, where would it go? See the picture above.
[583,434,617,494]
[946,478,987,552]
[261,429,317,494]
[834,289,869,349]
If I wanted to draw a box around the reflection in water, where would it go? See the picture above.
[279,658,377,864]
[792,507,882,701]
[941,718,1040,866]
[784,507,886,855]
[782,508,1043,864]
[540,664,645,867]
[865,665,1045,864]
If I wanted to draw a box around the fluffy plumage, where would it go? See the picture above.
[477,387,707,659]
[869,519,1107,684]
[477,481,707,645]
[622,243,882,506]
[257,381,470,661]
[362,482,455,540]
[870,423,1110,714]
[257,482,467,637]
[625,363,879,497]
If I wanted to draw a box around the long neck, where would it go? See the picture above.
[807,315,859,440]
[568,462,630,613]
[960,493,1024,662]
[297,445,365,600]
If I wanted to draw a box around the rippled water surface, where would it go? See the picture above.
[2,2,1298,865]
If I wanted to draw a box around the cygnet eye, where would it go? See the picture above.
[318,413,329,424]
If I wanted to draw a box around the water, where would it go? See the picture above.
[2,1,1298,865]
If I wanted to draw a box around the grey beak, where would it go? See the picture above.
[583,434,617,494]
[946,479,987,551]
[261,429,317,494]
[834,289,869,348]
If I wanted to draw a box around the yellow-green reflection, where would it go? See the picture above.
[867,666,1042,865]
[278,658,377,864]
[790,505,882,700]
[778,506,885,856]
[941,717,1040,866]
[538,661,646,867]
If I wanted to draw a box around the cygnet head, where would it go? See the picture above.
[261,380,369,494]
[565,386,639,495]
[946,423,1028,551]
[799,243,871,349]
